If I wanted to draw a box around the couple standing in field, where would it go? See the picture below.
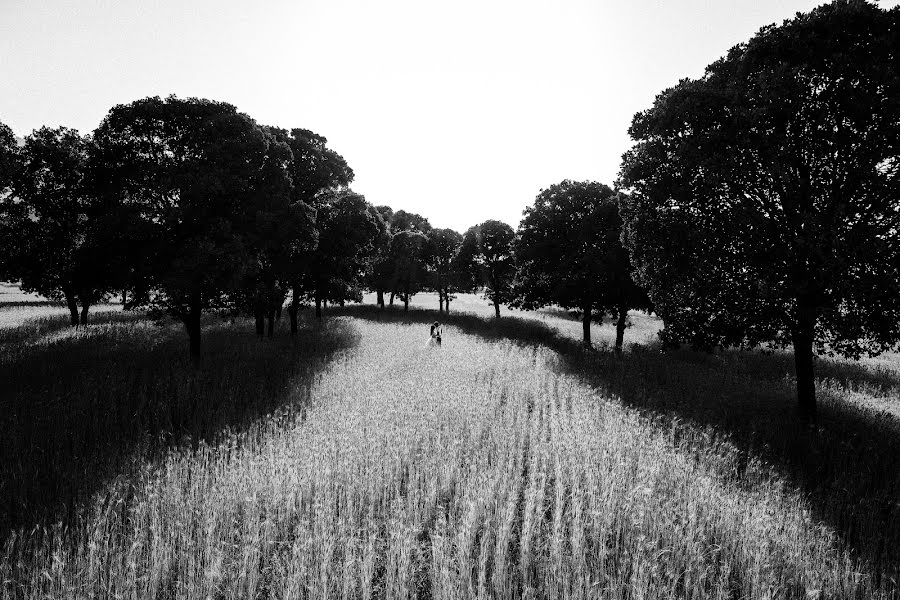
[427,321,443,347]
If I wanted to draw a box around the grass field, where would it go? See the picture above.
[1,286,898,599]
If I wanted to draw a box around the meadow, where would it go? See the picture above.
[1,285,898,599]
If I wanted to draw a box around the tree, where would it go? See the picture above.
[423,228,463,313]
[512,180,651,349]
[388,229,428,312]
[618,0,900,419]
[383,210,431,307]
[363,205,393,308]
[236,126,316,337]
[0,121,22,282]
[92,95,287,360]
[283,128,354,332]
[458,220,515,318]
[2,126,110,324]
[298,190,379,319]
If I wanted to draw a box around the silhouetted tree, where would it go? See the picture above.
[618,1,900,419]
[283,128,354,332]
[298,190,379,319]
[458,220,515,318]
[2,127,110,324]
[512,180,651,349]
[92,96,285,360]
[0,121,22,283]
[237,126,316,337]
[423,228,463,313]
[388,229,428,311]
[363,205,393,308]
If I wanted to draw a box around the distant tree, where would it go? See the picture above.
[458,220,515,318]
[92,96,286,360]
[237,126,316,337]
[283,128,354,331]
[512,180,651,349]
[383,210,431,306]
[423,228,463,313]
[2,126,110,324]
[0,121,22,282]
[298,190,379,319]
[364,205,393,308]
[618,1,900,419]
[388,229,428,311]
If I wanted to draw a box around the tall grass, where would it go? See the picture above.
[1,299,896,598]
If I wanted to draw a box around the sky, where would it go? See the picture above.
[2,0,898,232]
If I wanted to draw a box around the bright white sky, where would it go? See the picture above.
[2,0,898,232]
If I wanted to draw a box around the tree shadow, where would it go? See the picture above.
[336,304,900,589]
[0,312,358,538]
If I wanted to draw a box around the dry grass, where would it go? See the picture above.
[1,291,898,599]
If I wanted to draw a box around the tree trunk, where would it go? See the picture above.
[490,270,501,318]
[377,289,384,308]
[64,287,79,326]
[186,292,202,363]
[275,303,283,320]
[289,289,299,335]
[80,303,90,325]
[404,293,409,312]
[389,292,395,306]
[315,293,322,320]
[791,302,818,421]
[582,304,592,345]
[439,292,444,313]
[615,306,628,353]
[267,311,275,338]
[121,289,127,307]
[445,288,451,314]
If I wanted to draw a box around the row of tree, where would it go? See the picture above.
[0,97,650,362]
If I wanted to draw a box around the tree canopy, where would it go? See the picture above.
[423,228,463,313]
[512,180,651,348]
[618,0,900,418]
[1,126,109,324]
[92,96,295,359]
[458,220,516,319]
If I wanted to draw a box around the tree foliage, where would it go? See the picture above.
[2,126,110,324]
[458,220,515,318]
[618,0,900,418]
[423,228,463,313]
[298,189,379,318]
[92,96,294,359]
[512,180,651,348]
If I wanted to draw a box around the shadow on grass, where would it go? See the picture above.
[0,311,358,538]
[335,304,900,589]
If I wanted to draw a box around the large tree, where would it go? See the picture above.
[298,189,379,319]
[458,220,516,318]
[388,229,428,312]
[2,127,110,324]
[283,128,354,331]
[236,126,316,337]
[423,228,463,313]
[92,95,290,359]
[618,1,900,419]
[512,180,651,349]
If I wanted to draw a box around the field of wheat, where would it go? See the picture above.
[1,287,898,599]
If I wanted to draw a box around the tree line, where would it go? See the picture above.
[1,1,898,420]
[0,97,647,360]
